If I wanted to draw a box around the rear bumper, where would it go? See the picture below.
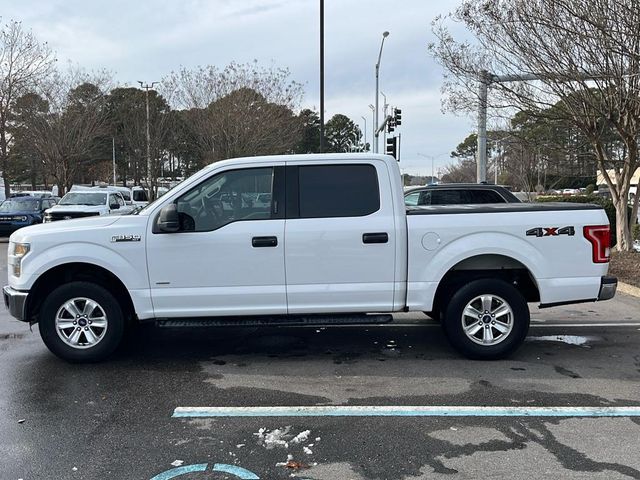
[597,275,617,301]
[538,275,617,308]
[3,286,29,322]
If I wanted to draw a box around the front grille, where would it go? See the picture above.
[45,211,100,222]
[0,215,26,222]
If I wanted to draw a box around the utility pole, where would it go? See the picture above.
[319,0,325,152]
[112,137,116,185]
[477,70,489,183]
[138,81,159,198]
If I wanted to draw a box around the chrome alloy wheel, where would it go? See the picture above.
[55,297,108,349]
[460,294,514,346]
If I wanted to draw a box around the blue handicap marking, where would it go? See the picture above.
[150,463,260,479]
[212,464,260,479]
[150,464,208,479]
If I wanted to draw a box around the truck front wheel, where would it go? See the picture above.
[38,281,125,363]
[442,279,529,360]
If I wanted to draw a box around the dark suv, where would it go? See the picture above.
[404,184,520,206]
[0,197,57,235]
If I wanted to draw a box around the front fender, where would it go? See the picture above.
[16,242,148,291]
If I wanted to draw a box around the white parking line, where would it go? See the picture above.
[294,322,640,329]
[173,406,640,418]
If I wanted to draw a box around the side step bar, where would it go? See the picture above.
[156,313,393,328]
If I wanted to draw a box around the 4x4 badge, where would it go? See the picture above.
[526,226,575,237]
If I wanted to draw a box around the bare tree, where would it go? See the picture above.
[162,61,304,163]
[24,69,112,194]
[429,0,640,250]
[106,86,173,198]
[0,20,55,197]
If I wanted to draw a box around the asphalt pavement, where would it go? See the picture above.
[1,242,639,480]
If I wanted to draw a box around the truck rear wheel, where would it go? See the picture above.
[442,279,529,360]
[38,281,125,363]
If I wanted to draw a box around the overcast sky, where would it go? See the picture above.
[2,0,475,176]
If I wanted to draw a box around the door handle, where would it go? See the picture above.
[362,232,388,244]
[252,236,278,248]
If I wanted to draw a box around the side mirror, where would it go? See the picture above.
[110,203,120,210]
[158,204,180,233]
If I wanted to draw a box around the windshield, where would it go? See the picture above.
[0,199,39,213]
[59,192,107,206]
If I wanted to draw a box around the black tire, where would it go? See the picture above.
[38,281,125,363]
[442,278,529,360]
[423,310,442,322]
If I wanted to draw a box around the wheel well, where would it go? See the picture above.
[26,263,136,324]
[433,255,540,311]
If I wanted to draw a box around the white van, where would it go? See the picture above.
[131,186,149,207]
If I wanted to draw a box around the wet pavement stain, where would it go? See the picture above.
[554,365,582,379]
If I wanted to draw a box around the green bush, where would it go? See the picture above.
[633,223,640,242]
[535,195,632,247]
[585,184,595,195]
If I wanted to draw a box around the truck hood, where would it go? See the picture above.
[46,204,107,213]
[9,215,122,243]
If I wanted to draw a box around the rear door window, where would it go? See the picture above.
[297,164,380,218]
[465,189,505,203]
[430,190,463,205]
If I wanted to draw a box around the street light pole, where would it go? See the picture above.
[138,81,159,198]
[417,152,449,183]
[361,116,367,152]
[368,104,375,152]
[374,31,389,153]
[380,91,388,147]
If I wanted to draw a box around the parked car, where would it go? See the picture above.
[4,153,616,362]
[0,197,57,235]
[43,190,133,222]
[404,184,520,206]
[15,191,55,199]
[91,185,134,205]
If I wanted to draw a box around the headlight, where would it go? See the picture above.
[8,242,30,277]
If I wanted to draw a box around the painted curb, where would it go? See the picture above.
[618,281,640,298]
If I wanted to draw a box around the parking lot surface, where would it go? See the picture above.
[1,243,639,480]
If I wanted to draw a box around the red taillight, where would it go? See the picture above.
[583,225,611,263]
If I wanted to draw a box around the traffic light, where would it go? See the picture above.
[386,136,397,159]
[387,116,395,134]
[394,108,402,126]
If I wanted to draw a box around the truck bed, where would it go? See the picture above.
[406,202,602,215]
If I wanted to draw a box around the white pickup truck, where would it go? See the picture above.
[3,154,616,362]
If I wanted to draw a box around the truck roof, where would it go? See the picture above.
[204,153,396,170]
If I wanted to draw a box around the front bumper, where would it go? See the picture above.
[0,224,26,236]
[3,286,29,322]
[598,275,617,301]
